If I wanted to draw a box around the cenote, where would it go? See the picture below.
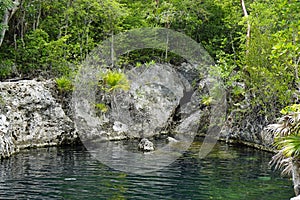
[0,139,294,200]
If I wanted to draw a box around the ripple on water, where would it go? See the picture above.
[0,141,295,200]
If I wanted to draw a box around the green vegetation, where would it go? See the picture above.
[101,70,130,92]
[0,2,298,120]
[95,70,129,115]
[280,104,300,115]
[2,1,300,196]
[268,105,300,159]
[1,0,299,150]
[0,0,298,129]
[267,105,300,195]
[95,103,108,113]
[1,1,298,108]
[55,76,73,93]
[201,95,213,106]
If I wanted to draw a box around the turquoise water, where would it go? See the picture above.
[0,140,294,199]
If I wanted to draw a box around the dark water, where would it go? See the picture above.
[0,141,294,200]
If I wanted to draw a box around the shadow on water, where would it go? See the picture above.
[0,139,294,200]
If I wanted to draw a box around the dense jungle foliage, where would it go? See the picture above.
[0,0,299,119]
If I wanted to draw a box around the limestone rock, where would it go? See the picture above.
[0,80,77,159]
[90,63,201,140]
[113,121,128,133]
[291,195,300,200]
[138,138,154,151]
[167,137,178,143]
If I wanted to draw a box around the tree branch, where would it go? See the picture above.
[240,0,250,53]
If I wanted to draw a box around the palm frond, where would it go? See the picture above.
[292,112,300,123]
[281,159,293,176]
[266,123,290,137]
[278,135,300,157]
[267,112,300,177]
[269,150,293,176]
[265,113,300,137]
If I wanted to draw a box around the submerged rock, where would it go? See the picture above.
[138,138,154,151]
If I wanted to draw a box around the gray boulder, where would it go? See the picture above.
[0,80,77,159]
[89,63,201,140]
[138,138,154,151]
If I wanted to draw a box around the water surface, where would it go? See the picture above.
[0,140,294,199]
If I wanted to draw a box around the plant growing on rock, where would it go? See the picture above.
[95,70,130,117]
[266,104,300,196]
[101,70,130,92]
[55,76,74,93]
[95,103,108,113]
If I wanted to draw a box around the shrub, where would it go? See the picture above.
[95,103,108,113]
[102,70,129,92]
[55,76,73,93]
[0,60,14,80]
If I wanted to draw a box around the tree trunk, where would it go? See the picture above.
[292,27,300,91]
[292,159,300,196]
[35,1,42,30]
[165,29,169,60]
[111,31,114,67]
[240,0,250,52]
[0,9,10,47]
[0,0,20,47]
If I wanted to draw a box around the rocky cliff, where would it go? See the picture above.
[0,64,275,159]
[0,80,78,159]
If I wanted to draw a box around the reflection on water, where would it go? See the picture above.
[0,140,294,200]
